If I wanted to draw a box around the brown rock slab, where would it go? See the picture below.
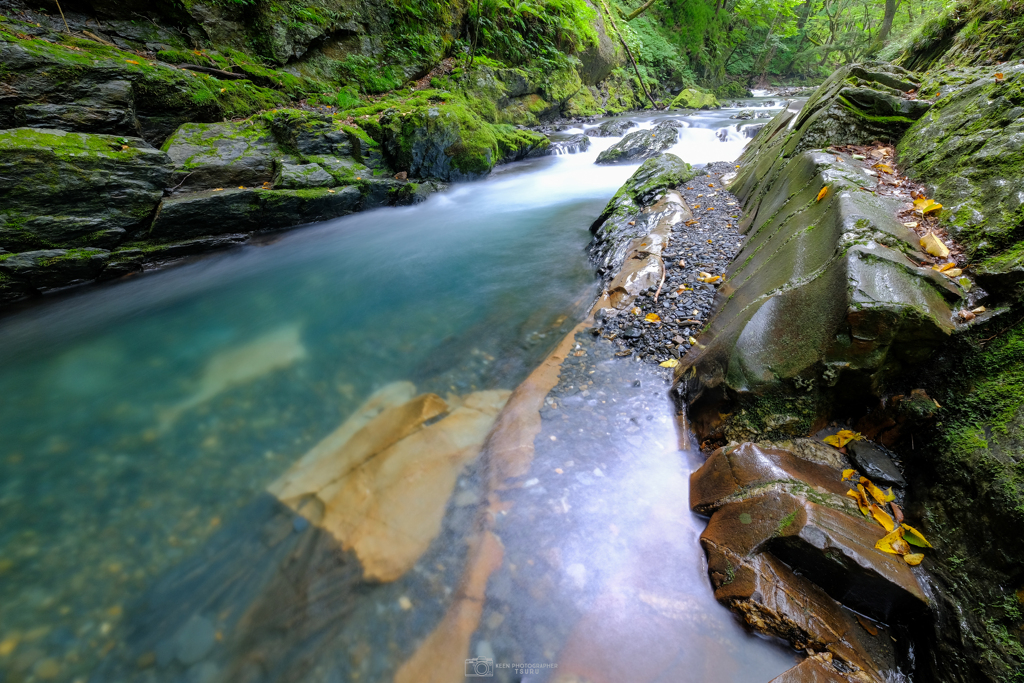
[690,442,850,514]
[770,654,860,683]
[704,545,891,682]
[701,492,927,622]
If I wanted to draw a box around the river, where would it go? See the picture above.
[0,101,797,682]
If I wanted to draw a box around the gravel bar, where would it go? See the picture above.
[597,160,744,364]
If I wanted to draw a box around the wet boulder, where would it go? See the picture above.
[590,153,699,273]
[529,133,591,156]
[731,109,755,120]
[898,66,1024,300]
[680,144,962,442]
[588,119,637,137]
[594,122,679,164]
[670,88,720,110]
[589,154,699,315]
[0,128,171,253]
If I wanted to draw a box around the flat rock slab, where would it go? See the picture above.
[690,441,850,514]
[702,490,927,621]
[705,547,895,682]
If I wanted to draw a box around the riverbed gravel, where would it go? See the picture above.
[597,160,744,364]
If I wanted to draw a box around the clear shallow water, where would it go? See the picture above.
[0,101,794,682]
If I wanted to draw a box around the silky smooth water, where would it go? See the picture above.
[0,102,794,682]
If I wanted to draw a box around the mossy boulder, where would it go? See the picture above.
[590,153,699,274]
[162,120,281,191]
[670,88,720,110]
[680,148,962,443]
[0,247,110,295]
[377,103,548,182]
[0,128,171,252]
[595,122,678,164]
[898,66,1024,300]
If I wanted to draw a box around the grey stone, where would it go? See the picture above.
[595,123,679,164]
[848,440,906,487]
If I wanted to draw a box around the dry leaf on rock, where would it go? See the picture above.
[904,553,925,566]
[659,359,680,368]
[823,429,863,448]
[876,527,912,555]
[860,477,888,506]
[816,187,828,202]
[874,163,894,174]
[847,487,871,516]
[914,198,943,215]
[891,501,905,525]
[869,504,897,532]
[943,268,963,278]
[920,231,950,258]
[842,468,857,481]
[697,272,722,284]
[645,313,661,322]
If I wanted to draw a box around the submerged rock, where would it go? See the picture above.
[594,122,679,164]
[529,133,591,156]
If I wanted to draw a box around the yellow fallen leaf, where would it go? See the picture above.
[876,527,911,555]
[688,336,697,345]
[660,359,680,368]
[901,523,933,548]
[873,163,894,174]
[697,272,723,284]
[212,188,224,192]
[220,88,226,93]
[645,313,661,322]
[972,306,986,314]
[238,186,245,189]
[943,268,963,278]
[849,486,871,516]
[631,307,641,316]
[903,221,919,228]
[920,231,950,258]
[860,477,888,506]
[842,468,857,481]
[883,487,896,502]
[914,197,943,215]
[823,429,863,448]
[816,186,828,202]
[125,59,139,64]
[995,73,1005,81]
[933,262,956,272]
[869,504,896,532]
[904,552,924,565]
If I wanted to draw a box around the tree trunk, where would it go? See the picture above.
[623,0,660,21]
[876,0,896,43]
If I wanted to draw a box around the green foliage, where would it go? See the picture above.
[468,0,598,66]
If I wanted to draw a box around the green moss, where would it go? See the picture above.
[776,509,799,536]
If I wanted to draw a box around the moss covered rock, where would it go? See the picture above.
[670,88,719,110]
[377,103,548,182]
[162,120,281,191]
[0,128,170,252]
[0,247,110,296]
[898,66,1024,300]
[594,122,678,164]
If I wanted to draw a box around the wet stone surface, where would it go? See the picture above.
[596,161,743,363]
